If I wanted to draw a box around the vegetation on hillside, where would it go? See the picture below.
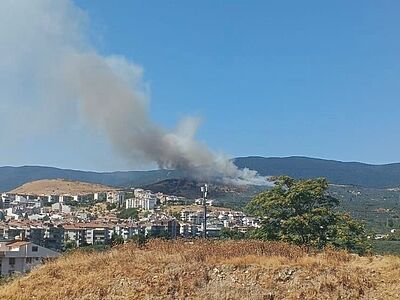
[234,156,400,188]
[117,208,139,220]
[0,240,399,300]
[247,176,369,254]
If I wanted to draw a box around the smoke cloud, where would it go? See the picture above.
[0,0,267,185]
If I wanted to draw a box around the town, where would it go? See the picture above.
[0,183,261,276]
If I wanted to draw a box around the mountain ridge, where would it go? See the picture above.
[234,156,400,189]
[2,156,400,192]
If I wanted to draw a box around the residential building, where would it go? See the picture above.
[107,191,125,206]
[0,240,60,276]
[125,197,156,210]
[94,192,106,201]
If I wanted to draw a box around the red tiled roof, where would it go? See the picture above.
[6,241,30,247]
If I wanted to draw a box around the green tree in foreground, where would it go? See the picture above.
[220,228,247,240]
[247,176,369,254]
[110,233,125,245]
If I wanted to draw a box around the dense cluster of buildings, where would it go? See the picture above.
[0,187,262,276]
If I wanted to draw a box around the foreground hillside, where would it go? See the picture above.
[9,179,114,195]
[0,240,399,299]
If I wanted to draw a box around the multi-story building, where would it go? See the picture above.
[180,210,204,225]
[125,197,156,210]
[63,225,87,247]
[1,193,13,208]
[84,224,112,245]
[0,240,60,276]
[63,223,112,246]
[114,224,144,240]
[107,191,125,206]
[94,192,106,201]
[44,225,64,251]
[145,219,180,238]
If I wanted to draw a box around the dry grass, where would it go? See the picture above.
[9,179,114,195]
[0,240,399,299]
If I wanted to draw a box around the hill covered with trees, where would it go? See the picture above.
[234,156,400,188]
[3,156,400,192]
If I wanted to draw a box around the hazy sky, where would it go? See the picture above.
[1,1,399,171]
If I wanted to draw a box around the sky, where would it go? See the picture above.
[1,1,400,171]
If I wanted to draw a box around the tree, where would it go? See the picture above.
[106,203,117,211]
[117,208,139,220]
[110,233,125,245]
[219,228,246,240]
[147,230,171,239]
[128,233,147,247]
[247,176,369,254]
[64,241,77,251]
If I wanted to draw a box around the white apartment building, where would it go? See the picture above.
[51,203,71,214]
[94,192,106,201]
[85,225,112,245]
[125,197,156,210]
[133,189,146,198]
[1,193,13,208]
[107,191,125,205]
[14,195,28,203]
[63,223,112,246]
[0,240,60,276]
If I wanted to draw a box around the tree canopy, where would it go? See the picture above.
[247,176,369,254]
[117,208,139,220]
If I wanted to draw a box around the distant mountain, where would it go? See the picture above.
[234,156,400,188]
[2,156,400,192]
[0,166,182,192]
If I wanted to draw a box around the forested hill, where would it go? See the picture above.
[234,156,400,188]
[2,156,400,192]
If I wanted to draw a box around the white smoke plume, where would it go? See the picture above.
[0,0,267,185]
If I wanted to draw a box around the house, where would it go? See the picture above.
[51,203,71,214]
[0,240,60,276]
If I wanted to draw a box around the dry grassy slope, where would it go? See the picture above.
[0,240,399,300]
[9,179,115,195]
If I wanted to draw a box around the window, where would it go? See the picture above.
[32,246,38,252]
[9,258,15,265]
[26,257,32,264]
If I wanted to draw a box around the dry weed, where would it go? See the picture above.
[0,240,398,299]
